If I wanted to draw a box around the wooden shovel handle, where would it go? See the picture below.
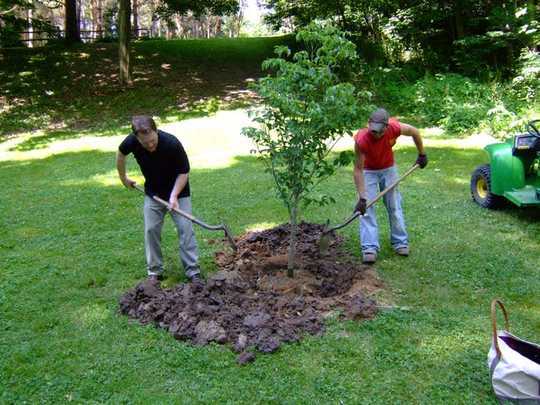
[132,184,237,250]
[364,163,420,210]
[133,184,201,225]
[325,163,420,234]
[491,299,510,357]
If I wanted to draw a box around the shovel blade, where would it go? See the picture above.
[319,220,332,253]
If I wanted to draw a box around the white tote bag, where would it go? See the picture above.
[487,300,540,404]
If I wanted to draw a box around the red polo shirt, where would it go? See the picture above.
[354,118,401,170]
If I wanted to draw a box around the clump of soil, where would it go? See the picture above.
[119,222,383,364]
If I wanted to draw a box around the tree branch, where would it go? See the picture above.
[0,6,18,15]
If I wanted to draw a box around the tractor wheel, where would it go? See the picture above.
[470,164,503,209]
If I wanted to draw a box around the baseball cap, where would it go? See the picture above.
[368,108,389,133]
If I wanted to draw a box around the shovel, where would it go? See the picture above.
[133,184,237,251]
[319,163,419,253]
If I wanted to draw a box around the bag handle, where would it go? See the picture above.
[491,299,510,357]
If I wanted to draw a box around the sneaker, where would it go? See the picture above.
[362,252,377,264]
[395,246,409,256]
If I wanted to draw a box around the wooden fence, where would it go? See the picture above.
[17,28,151,46]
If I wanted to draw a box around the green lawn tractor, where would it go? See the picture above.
[471,120,540,208]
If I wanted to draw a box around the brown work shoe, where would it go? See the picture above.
[395,246,409,256]
[362,252,377,264]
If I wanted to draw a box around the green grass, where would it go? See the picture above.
[1,131,539,403]
[1,37,539,403]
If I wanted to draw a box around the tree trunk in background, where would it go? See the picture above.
[119,0,132,86]
[65,0,80,43]
[91,0,97,38]
[216,16,222,37]
[454,12,464,39]
[92,0,103,38]
[336,0,350,32]
[193,19,198,38]
[175,15,182,38]
[97,0,103,37]
[76,0,82,38]
[527,0,537,50]
[27,8,33,48]
[527,0,536,20]
[132,0,138,38]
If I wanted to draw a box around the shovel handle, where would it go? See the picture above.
[324,164,420,234]
[132,184,237,250]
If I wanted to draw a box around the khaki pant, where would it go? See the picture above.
[143,196,200,277]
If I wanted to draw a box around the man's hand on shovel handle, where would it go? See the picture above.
[168,196,179,211]
[121,177,136,189]
[354,198,367,215]
[416,153,428,168]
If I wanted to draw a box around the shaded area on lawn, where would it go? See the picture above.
[0,37,289,139]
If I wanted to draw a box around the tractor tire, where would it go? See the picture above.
[470,164,504,209]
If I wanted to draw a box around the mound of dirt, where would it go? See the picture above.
[119,222,383,364]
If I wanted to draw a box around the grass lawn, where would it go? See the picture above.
[1,116,539,403]
[1,38,539,403]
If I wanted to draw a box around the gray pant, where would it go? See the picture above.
[143,196,200,277]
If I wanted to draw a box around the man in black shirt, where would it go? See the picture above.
[116,116,201,282]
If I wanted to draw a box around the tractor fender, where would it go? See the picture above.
[484,142,526,195]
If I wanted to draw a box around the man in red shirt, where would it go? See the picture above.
[353,108,427,264]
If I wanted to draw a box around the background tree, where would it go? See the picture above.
[243,23,366,277]
[1,0,60,47]
[388,0,539,75]
[118,0,130,85]
[159,0,238,16]
[263,0,539,75]
[64,0,79,43]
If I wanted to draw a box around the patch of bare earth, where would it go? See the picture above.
[119,222,385,364]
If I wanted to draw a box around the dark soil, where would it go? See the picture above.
[119,222,383,364]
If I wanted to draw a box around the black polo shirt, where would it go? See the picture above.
[119,130,191,200]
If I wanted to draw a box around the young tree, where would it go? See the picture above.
[243,23,365,277]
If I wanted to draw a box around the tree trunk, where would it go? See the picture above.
[287,200,299,278]
[76,0,81,37]
[27,8,33,48]
[454,11,465,40]
[527,0,536,22]
[216,16,222,37]
[335,0,350,32]
[96,0,103,38]
[175,15,182,38]
[65,0,80,43]
[118,0,132,86]
[91,0,97,38]
[132,0,138,38]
